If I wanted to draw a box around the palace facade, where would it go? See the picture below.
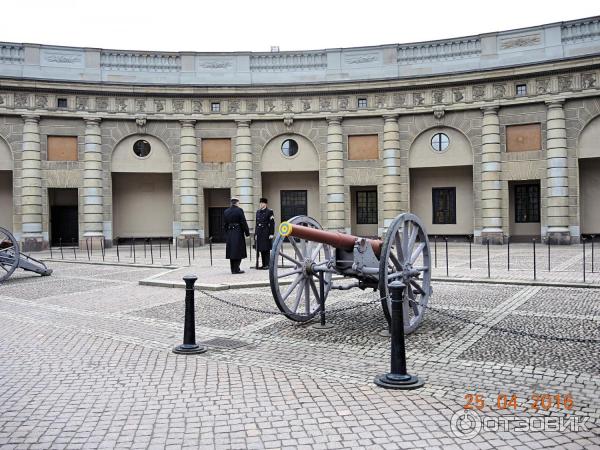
[0,17,600,250]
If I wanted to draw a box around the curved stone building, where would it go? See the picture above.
[1,17,600,250]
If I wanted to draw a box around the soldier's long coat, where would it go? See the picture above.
[223,205,250,259]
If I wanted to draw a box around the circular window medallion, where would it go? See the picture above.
[431,133,450,152]
[281,139,299,157]
[133,139,151,158]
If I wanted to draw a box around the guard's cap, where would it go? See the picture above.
[259,197,268,204]
[230,197,240,203]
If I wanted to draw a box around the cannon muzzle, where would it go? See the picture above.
[279,222,382,257]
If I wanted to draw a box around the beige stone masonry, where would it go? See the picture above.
[20,115,43,247]
[234,120,253,230]
[480,107,503,243]
[382,114,401,231]
[326,116,345,231]
[83,117,104,239]
[179,120,199,237]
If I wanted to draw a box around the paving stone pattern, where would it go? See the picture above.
[0,262,599,448]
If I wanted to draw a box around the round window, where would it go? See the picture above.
[133,139,151,158]
[281,139,299,157]
[431,133,449,152]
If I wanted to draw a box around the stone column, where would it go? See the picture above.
[545,100,571,244]
[82,117,104,247]
[480,106,504,244]
[326,116,345,231]
[234,120,254,231]
[20,115,44,251]
[179,120,200,242]
[382,114,401,233]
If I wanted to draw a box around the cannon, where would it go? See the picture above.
[269,213,431,333]
[0,227,52,283]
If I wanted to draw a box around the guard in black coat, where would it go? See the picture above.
[223,197,250,274]
[255,197,275,269]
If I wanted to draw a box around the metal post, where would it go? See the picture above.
[159,240,162,259]
[144,239,146,259]
[133,239,136,264]
[59,237,63,260]
[486,239,490,278]
[248,236,251,263]
[172,275,207,355]
[116,239,120,263]
[49,242,53,259]
[72,238,76,259]
[434,236,437,268]
[209,237,213,267]
[582,237,586,283]
[532,238,536,281]
[192,237,195,260]
[187,238,191,266]
[129,240,132,258]
[591,235,595,273]
[374,281,424,390]
[150,238,154,265]
[444,237,449,277]
[168,239,172,266]
[86,238,90,261]
[506,235,510,271]
[547,238,551,272]
[101,238,105,262]
[468,235,472,270]
[314,271,333,330]
[175,238,178,259]
[255,236,259,270]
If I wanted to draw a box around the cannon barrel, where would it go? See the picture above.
[279,222,383,257]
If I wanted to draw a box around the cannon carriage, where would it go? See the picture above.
[269,213,432,333]
[0,227,52,283]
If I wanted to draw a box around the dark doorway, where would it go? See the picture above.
[281,190,307,222]
[208,207,227,243]
[49,188,78,246]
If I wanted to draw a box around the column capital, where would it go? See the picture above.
[326,115,342,125]
[22,114,40,124]
[235,119,251,127]
[545,99,565,108]
[84,117,102,126]
[180,119,196,127]
[481,105,499,114]
[382,114,399,122]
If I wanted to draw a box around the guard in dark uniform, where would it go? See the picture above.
[255,197,275,269]
[223,197,250,274]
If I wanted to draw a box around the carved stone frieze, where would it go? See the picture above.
[493,84,506,98]
[247,100,258,112]
[375,95,385,109]
[96,97,108,111]
[536,78,550,94]
[136,115,147,134]
[229,100,241,113]
[265,99,276,113]
[582,72,597,89]
[338,96,349,110]
[319,97,331,111]
[558,75,573,92]
[283,99,294,112]
[413,92,424,106]
[154,99,165,112]
[472,85,486,100]
[500,34,541,49]
[172,99,184,113]
[453,88,465,102]
[302,99,311,112]
[432,90,444,104]
[14,93,28,108]
[283,114,293,128]
[76,96,88,111]
[0,94,4,105]
[35,95,47,109]
[392,93,406,107]
[191,99,202,113]
[433,106,445,120]
[116,98,127,112]
[135,98,146,112]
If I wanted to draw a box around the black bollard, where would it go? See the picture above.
[187,238,191,266]
[532,238,537,281]
[248,236,251,263]
[144,239,147,259]
[101,238,105,262]
[175,238,178,259]
[582,237,586,283]
[255,236,259,270]
[116,239,120,263]
[209,237,213,267]
[159,240,162,259]
[150,238,154,265]
[168,239,172,265]
[192,237,195,260]
[49,242,53,259]
[591,235,595,273]
[506,235,510,271]
[86,238,90,261]
[444,237,449,277]
[313,271,333,330]
[72,238,76,259]
[547,238,551,272]
[133,239,136,264]
[468,235,472,270]
[486,239,490,278]
[129,240,132,258]
[59,237,64,260]
[434,236,437,268]
[374,281,424,390]
[172,275,207,355]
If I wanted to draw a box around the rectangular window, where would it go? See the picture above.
[357,98,368,109]
[211,102,220,113]
[432,187,456,224]
[356,191,378,224]
[348,134,379,160]
[506,123,542,152]
[516,84,528,96]
[47,136,78,161]
[201,138,231,163]
[57,98,68,108]
[280,190,307,222]
[515,184,540,223]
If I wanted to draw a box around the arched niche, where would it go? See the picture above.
[578,115,600,159]
[0,137,12,170]
[111,134,172,173]
[261,133,319,172]
[409,127,473,168]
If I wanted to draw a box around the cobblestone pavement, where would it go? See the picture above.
[32,239,600,287]
[1,262,599,449]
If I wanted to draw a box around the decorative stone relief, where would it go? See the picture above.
[472,85,486,100]
[0,95,4,105]
[338,96,349,110]
[493,84,506,98]
[35,95,48,109]
[154,99,165,113]
[229,100,241,113]
[247,100,258,112]
[375,95,385,109]
[135,99,146,112]
[413,92,424,106]
[433,106,445,120]
[283,99,294,112]
[116,98,127,112]
[319,97,331,111]
[191,99,202,113]
[344,53,378,64]
[582,72,597,89]
[432,90,444,104]
[558,75,573,92]
[500,34,541,49]
[283,114,293,128]
[198,60,233,70]
[41,49,84,68]
[265,99,276,113]
[173,99,184,113]
[453,88,465,102]
[302,99,311,112]
[536,78,550,94]
[14,93,28,108]
[136,115,147,134]
[96,97,108,111]
[392,94,406,107]
[76,96,88,111]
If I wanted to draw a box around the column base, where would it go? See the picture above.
[546,231,572,245]
[20,237,47,252]
[479,231,505,245]
[177,236,204,247]
[374,373,425,390]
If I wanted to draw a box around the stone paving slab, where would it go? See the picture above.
[1,261,599,448]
